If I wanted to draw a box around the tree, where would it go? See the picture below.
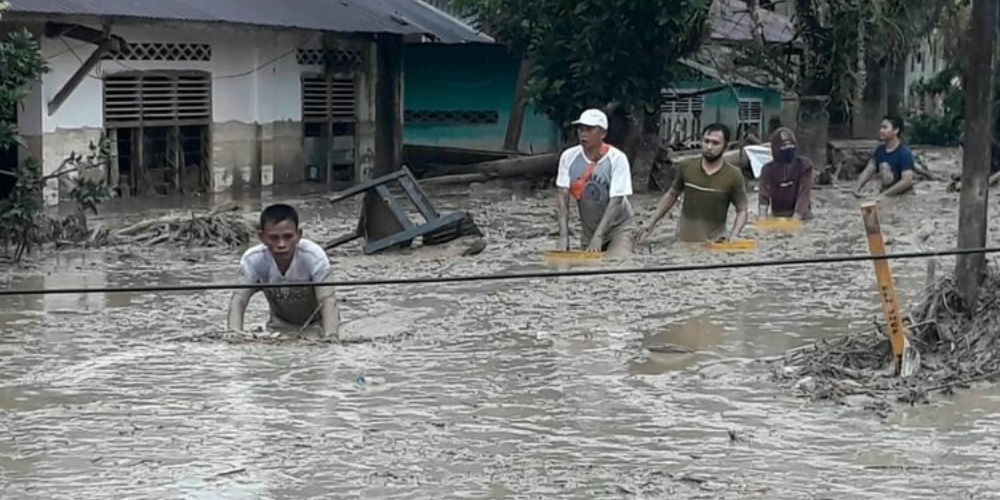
[0,7,49,260]
[731,0,962,120]
[0,7,113,261]
[454,0,711,188]
[956,0,997,306]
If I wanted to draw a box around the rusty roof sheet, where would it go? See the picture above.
[6,0,493,43]
[710,0,795,44]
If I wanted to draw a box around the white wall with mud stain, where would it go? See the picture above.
[24,21,358,204]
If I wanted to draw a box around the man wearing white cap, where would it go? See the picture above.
[555,108,634,257]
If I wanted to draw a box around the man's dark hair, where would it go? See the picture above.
[260,203,299,229]
[702,123,731,144]
[882,114,905,134]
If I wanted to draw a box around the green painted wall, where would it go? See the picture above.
[403,44,560,153]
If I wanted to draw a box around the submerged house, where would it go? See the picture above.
[1,0,490,206]
[660,0,796,146]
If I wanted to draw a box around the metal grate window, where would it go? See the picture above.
[404,110,499,125]
[104,72,212,127]
[737,98,764,140]
[661,95,705,114]
[104,43,212,62]
[296,48,362,70]
[738,99,763,123]
[301,75,356,123]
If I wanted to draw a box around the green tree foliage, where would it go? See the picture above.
[0,26,48,260]
[454,0,711,127]
[736,0,961,123]
[908,65,1000,146]
[0,18,114,261]
[0,29,47,153]
[905,4,998,146]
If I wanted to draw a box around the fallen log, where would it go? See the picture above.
[421,152,559,180]
[418,173,491,186]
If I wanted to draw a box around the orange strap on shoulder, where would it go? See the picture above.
[569,144,610,200]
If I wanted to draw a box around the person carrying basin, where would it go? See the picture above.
[758,127,814,221]
[635,123,749,244]
[554,108,635,257]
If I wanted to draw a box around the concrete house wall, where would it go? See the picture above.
[12,20,380,205]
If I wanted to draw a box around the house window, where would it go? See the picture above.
[661,94,705,114]
[104,43,212,62]
[301,74,357,184]
[103,71,212,196]
[738,98,764,141]
[301,74,356,122]
[660,94,705,146]
[404,109,499,125]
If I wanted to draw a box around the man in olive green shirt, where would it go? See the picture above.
[636,123,749,243]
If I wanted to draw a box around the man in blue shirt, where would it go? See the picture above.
[852,115,916,198]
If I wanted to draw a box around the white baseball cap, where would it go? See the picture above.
[571,109,608,130]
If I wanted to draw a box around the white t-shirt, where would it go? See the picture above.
[238,238,331,324]
[555,144,633,241]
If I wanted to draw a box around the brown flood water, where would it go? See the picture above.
[3,148,1000,498]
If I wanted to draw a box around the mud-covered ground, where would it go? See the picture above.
[3,148,1000,499]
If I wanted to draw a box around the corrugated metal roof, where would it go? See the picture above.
[393,0,493,44]
[710,0,795,44]
[6,0,492,43]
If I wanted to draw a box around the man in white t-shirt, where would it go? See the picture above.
[555,108,634,257]
[227,203,341,339]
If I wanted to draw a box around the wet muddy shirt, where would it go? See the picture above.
[238,239,331,325]
[555,144,634,242]
[671,158,748,242]
[758,158,813,218]
[873,143,914,188]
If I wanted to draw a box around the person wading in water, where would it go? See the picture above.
[636,123,749,244]
[554,108,635,257]
[758,127,814,220]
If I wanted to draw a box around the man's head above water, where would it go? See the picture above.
[879,114,904,143]
[701,123,730,163]
[572,108,609,152]
[259,203,302,261]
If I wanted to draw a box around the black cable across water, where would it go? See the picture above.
[1,246,997,297]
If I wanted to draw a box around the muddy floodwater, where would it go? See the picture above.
[4,148,1000,498]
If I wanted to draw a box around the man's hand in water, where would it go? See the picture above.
[557,234,569,252]
[586,236,603,253]
[634,224,654,244]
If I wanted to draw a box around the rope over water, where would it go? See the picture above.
[1,246,999,297]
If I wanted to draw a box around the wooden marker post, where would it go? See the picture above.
[861,201,918,376]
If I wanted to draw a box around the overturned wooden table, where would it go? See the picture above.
[325,166,482,255]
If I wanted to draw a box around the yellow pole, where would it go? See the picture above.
[860,201,910,375]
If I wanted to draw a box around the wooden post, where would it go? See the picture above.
[861,201,912,376]
[956,0,998,306]
[503,57,531,151]
[373,34,403,178]
[48,39,109,116]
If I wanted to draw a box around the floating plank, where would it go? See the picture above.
[752,217,804,233]
[703,239,758,252]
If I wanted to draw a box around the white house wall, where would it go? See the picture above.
[28,21,360,204]
[903,31,949,113]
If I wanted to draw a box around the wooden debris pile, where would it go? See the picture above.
[769,264,1000,412]
[112,203,255,248]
